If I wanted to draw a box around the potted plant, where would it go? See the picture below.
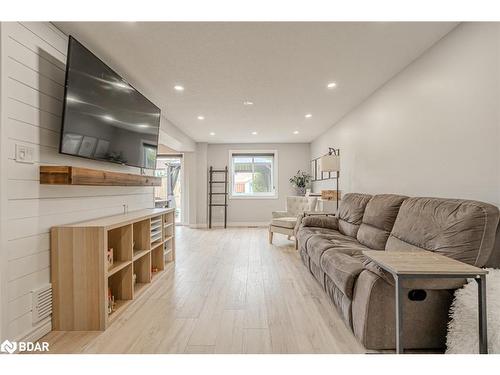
[289,170,311,196]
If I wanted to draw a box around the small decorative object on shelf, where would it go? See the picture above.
[107,248,114,269]
[151,266,159,274]
[133,273,137,287]
[289,170,311,196]
[321,189,341,201]
[106,151,127,165]
[107,287,115,315]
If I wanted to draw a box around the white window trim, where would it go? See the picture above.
[141,139,157,170]
[228,149,279,200]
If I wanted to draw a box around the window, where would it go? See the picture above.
[155,156,183,223]
[229,150,278,199]
[143,143,157,169]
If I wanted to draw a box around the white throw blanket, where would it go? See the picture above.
[446,268,500,353]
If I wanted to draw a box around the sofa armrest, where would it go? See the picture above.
[352,268,456,350]
[272,211,290,219]
[294,213,306,234]
[300,215,339,230]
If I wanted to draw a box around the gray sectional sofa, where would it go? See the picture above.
[296,193,500,351]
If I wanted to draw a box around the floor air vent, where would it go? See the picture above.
[32,284,52,324]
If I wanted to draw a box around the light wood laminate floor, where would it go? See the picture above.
[41,227,365,354]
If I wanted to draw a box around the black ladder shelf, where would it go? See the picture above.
[208,166,228,229]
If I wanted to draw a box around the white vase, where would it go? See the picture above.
[296,187,306,196]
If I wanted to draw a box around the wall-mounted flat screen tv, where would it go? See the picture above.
[59,36,160,169]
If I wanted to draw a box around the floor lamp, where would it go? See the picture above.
[319,148,341,211]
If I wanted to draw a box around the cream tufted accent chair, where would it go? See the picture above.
[269,196,317,248]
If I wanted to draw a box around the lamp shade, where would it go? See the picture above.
[319,154,340,172]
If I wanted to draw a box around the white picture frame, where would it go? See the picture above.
[78,136,98,158]
[61,133,83,155]
[94,139,110,159]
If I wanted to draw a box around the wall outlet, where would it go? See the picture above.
[15,144,34,164]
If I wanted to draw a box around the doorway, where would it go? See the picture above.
[155,155,182,224]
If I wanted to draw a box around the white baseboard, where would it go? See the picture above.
[190,221,269,229]
[16,317,52,343]
[2,318,53,353]
[189,223,206,228]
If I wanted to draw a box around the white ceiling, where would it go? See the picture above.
[55,22,458,143]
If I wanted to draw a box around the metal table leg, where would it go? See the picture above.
[476,275,488,354]
[395,275,404,354]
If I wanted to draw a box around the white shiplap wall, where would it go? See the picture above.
[0,22,154,341]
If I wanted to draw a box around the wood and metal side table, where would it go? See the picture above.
[362,250,488,354]
[303,210,336,217]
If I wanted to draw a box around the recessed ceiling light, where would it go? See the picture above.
[251,131,258,135]
[305,113,312,118]
[243,100,254,106]
[327,82,337,89]
[293,130,299,134]
[137,124,149,128]
[209,132,215,136]
[102,115,114,122]
[197,116,205,120]
[174,85,184,91]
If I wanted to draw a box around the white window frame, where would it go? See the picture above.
[142,140,157,170]
[229,149,279,200]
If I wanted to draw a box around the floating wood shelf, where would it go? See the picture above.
[40,166,161,186]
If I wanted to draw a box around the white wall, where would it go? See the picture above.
[183,151,197,226]
[193,143,310,226]
[0,22,157,342]
[195,143,208,225]
[159,116,196,153]
[311,22,500,207]
[0,22,4,342]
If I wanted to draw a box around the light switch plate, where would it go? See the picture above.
[15,144,34,164]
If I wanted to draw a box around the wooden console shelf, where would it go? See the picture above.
[51,208,175,331]
[40,166,161,186]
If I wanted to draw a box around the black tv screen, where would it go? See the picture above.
[60,36,160,169]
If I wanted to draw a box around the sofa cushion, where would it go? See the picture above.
[337,193,372,238]
[271,216,297,229]
[306,233,342,265]
[309,260,326,289]
[296,226,339,254]
[320,251,365,299]
[357,194,407,249]
[306,231,370,266]
[299,248,310,269]
[386,197,500,266]
[325,276,353,326]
